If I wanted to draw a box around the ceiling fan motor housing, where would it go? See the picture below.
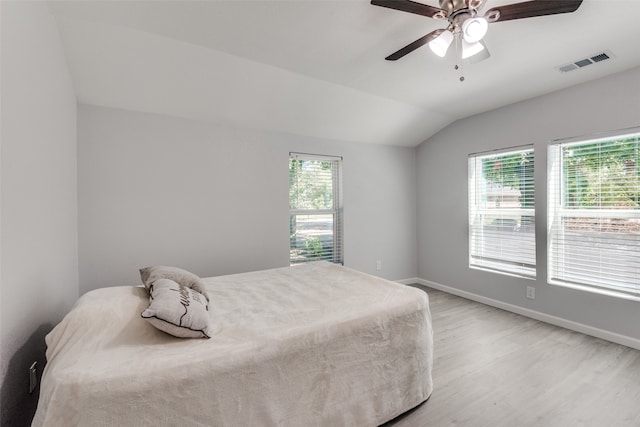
[439,0,480,29]
[439,0,475,15]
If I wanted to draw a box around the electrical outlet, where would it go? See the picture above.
[526,286,536,300]
[376,260,382,271]
[29,362,37,394]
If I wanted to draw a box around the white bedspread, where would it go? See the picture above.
[33,262,433,426]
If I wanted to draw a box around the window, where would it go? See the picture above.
[548,130,640,299]
[468,146,536,277]
[289,153,343,265]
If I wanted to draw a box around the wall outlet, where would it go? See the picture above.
[376,260,382,271]
[526,286,536,300]
[29,361,37,394]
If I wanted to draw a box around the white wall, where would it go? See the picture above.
[0,1,78,424]
[77,105,417,294]
[417,66,640,345]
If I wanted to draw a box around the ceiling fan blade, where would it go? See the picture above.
[385,29,444,61]
[485,0,583,22]
[371,0,448,19]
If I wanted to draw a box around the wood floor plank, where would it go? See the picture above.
[385,286,640,427]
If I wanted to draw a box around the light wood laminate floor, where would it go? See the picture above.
[385,286,640,427]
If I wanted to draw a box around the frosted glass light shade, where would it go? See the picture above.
[462,17,488,43]
[462,40,485,59]
[428,30,454,57]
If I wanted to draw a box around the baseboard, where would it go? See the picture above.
[416,278,640,351]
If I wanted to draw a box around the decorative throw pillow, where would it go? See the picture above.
[141,278,213,339]
[139,265,210,302]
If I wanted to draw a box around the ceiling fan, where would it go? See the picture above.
[372,0,583,64]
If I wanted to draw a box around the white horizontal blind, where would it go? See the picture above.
[548,131,640,299]
[469,147,536,277]
[289,153,343,265]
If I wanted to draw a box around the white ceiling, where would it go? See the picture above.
[49,0,640,147]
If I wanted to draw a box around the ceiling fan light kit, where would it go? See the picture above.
[428,30,454,57]
[461,16,488,43]
[372,0,584,80]
[461,39,485,59]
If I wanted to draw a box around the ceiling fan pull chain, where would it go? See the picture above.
[454,34,465,82]
[455,63,465,82]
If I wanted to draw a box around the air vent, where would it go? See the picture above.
[557,50,614,73]
[558,63,578,73]
[574,58,592,68]
[590,52,610,63]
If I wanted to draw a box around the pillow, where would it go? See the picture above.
[139,265,209,302]
[141,278,213,339]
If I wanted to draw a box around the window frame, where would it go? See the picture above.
[468,145,536,278]
[289,152,343,265]
[547,129,640,301]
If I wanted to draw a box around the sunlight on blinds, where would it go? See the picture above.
[289,153,343,265]
[548,131,640,300]
[469,146,536,278]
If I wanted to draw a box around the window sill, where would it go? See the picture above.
[470,265,536,280]
[548,279,640,302]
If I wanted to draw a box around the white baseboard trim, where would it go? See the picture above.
[415,278,640,351]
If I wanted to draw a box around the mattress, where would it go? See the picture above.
[32,262,433,426]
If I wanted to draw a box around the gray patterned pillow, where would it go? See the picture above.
[141,278,213,338]
[139,265,210,302]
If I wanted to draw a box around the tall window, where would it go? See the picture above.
[548,131,640,299]
[468,146,536,277]
[289,153,343,265]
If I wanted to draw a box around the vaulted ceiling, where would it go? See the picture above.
[50,0,640,147]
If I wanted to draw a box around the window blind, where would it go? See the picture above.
[468,147,536,277]
[289,153,343,265]
[548,131,640,299]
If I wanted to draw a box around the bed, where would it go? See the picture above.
[32,262,433,426]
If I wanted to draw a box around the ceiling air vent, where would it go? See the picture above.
[590,52,610,63]
[557,50,614,73]
[574,58,592,68]
[558,63,578,73]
